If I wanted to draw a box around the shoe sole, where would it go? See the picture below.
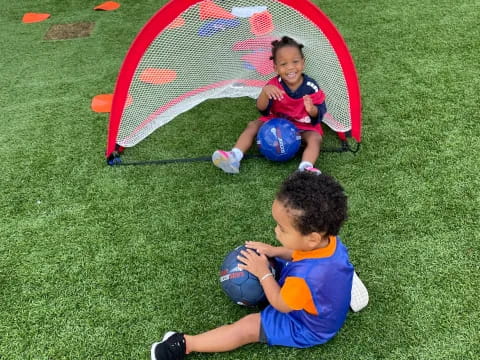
[150,332,177,360]
[150,342,159,360]
[350,272,369,312]
[305,167,321,175]
[212,151,239,174]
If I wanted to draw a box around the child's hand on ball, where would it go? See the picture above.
[245,241,276,257]
[237,248,270,279]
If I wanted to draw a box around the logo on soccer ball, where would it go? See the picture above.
[270,127,286,154]
[257,118,300,161]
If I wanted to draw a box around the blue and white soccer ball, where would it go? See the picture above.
[219,245,275,306]
[256,118,301,162]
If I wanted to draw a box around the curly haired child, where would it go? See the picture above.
[151,172,368,359]
[212,36,327,174]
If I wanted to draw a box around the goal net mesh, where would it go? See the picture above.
[110,0,359,153]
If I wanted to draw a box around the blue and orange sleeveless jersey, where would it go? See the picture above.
[261,236,353,348]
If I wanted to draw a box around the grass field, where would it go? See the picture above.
[1,0,479,359]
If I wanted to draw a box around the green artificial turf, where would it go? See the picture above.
[1,0,479,359]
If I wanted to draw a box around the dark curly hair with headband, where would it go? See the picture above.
[270,36,305,63]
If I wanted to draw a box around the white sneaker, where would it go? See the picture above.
[212,150,240,174]
[350,271,369,312]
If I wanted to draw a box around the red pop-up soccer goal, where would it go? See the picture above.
[106,0,361,164]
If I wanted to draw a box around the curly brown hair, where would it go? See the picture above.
[276,172,348,236]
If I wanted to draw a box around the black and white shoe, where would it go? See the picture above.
[151,332,186,360]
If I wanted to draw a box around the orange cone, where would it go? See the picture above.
[139,68,177,85]
[199,0,235,20]
[22,13,51,24]
[91,94,133,112]
[167,17,185,29]
[94,1,121,11]
[250,11,274,36]
[91,94,113,113]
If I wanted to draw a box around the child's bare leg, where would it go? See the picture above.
[233,119,263,153]
[185,313,261,354]
[301,131,322,165]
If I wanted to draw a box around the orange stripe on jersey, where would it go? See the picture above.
[292,235,337,261]
[280,277,318,315]
[280,236,338,315]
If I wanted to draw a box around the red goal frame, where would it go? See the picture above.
[106,0,361,159]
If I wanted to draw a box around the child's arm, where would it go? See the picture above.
[257,85,285,111]
[258,271,292,313]
[238,249,293,313]
[245,241,293,261]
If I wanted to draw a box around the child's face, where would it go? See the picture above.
[271,199,311,251]
[273,46,305,90]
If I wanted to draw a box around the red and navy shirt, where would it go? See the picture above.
[260,74,327,126]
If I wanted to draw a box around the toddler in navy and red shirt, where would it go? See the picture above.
[212,36,326,174]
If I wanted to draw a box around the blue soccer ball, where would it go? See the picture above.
[219,245,275,306]
[256,118,301,162]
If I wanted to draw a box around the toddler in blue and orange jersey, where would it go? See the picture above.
[151,172,368,359]
[212,36,327,174]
